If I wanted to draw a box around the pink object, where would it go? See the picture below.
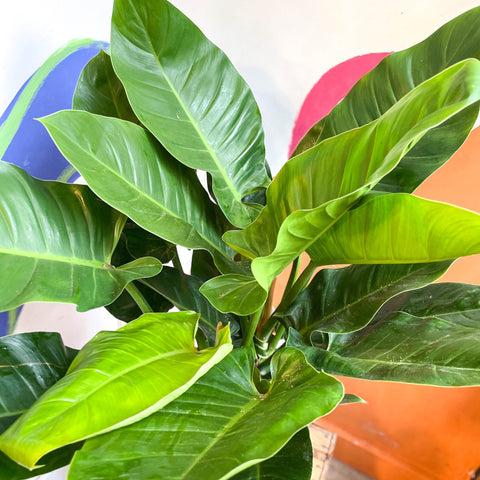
[289,52,391,156]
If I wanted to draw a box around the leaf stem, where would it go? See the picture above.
[243,309,263,348]
[126,282,153,314]
[277,260,317,312]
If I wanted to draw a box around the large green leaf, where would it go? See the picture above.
[41,111,234,268]
[224,59,480,290]
[0,162,161,311]
[110,0,271,228]
[392,282,480,328]
[288,304,480,386]
[308,193,480,265]
[293,7,480,193]
[0,333,71,433]
[277,261,452,335]
[200,274,268,315]
[67,347,343,480]
[141,267,241,346]
[0,312,232,469]
[231,428,313,480]
[73,50,139,124]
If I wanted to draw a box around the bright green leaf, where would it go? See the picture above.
[293,7,480,193]
[277,261,452,335]
[200,274,268,315]
[0,312,232,469]
[0,162,161,312]
[111,0,271,227]
[67,348,343,480]
[309,194,480,265]
[40,111,234,267]
[225,59,480,290]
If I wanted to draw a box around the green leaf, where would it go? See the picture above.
[111,0,271,228]
[200,274,268,315]
[0,39,106,159]
[278,261,452,335]
[392,282,480,328]
[141,266,241,346]
[73,50,139,124]
[191,250,221,282]
[308,194,480,266]
[0,333,71,433]
[0,312,232,469]
[293,7,480,193]
[224,59,480,290]
[40,111,234,267]
[231,428,313,480]
[0,162,161,312]
[67,348,343,480]
[288,305,480,387]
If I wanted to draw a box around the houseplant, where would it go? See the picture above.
[2,1,480,478]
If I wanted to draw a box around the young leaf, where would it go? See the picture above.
[277,261,452,335]
[231,428,313,480]
[308,194,480,266]
[73,50,139,124]
[40,111,234,267]
[0,162,161,312]
[200,274,268,315]
[111,0,271,227]
[0,332,71,433]
[225,58,480,290]
[67,348,343,480]
[0,312,232,469]
[293,7,480,193]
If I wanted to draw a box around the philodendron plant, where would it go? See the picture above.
[2,1,480,479]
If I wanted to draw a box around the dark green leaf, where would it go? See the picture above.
[73,50,139,124]
[68,348,343,480]
[111,0,271,227]
[0,313,232,468]
[293,7,480,193]
[278,262,451,335]
[0,162,161,312]
[191,250,221,282]
[308,194,480,266]
[231,428,313,480]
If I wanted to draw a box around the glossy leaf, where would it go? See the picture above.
[0,312,232,468]
[191,249,222,282]
[278,261,452,335]
[0,333,71,433]
[68,347,343,480]
[392,282,480,328]
[200,274,268,315]
[0,162,161,312]
[41,111,234,267]
[293,7,480,193]
[141,267,240,346]
[309,194,480,266]
[111,0,271,227]
[224,59,480,290]
[288,305,480,386]
[73,50,139,123]
[231,428,313,480]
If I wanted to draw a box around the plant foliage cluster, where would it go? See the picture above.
[2,1,480,479]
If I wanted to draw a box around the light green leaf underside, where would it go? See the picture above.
[0,39,105,159]
[231,428,313,480]
[0,313,232,469]
[293,7,480,193]
[111,0,270,228]
[40,111,233,265]
[224,59,480,290]
[308,194,480,265]
[288,305,480,387]
[278,261,452,335]
[0,162,160,311]
[200,274,268,315]
[67,348,343,480]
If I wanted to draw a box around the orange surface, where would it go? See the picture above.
[313,127,480,480]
